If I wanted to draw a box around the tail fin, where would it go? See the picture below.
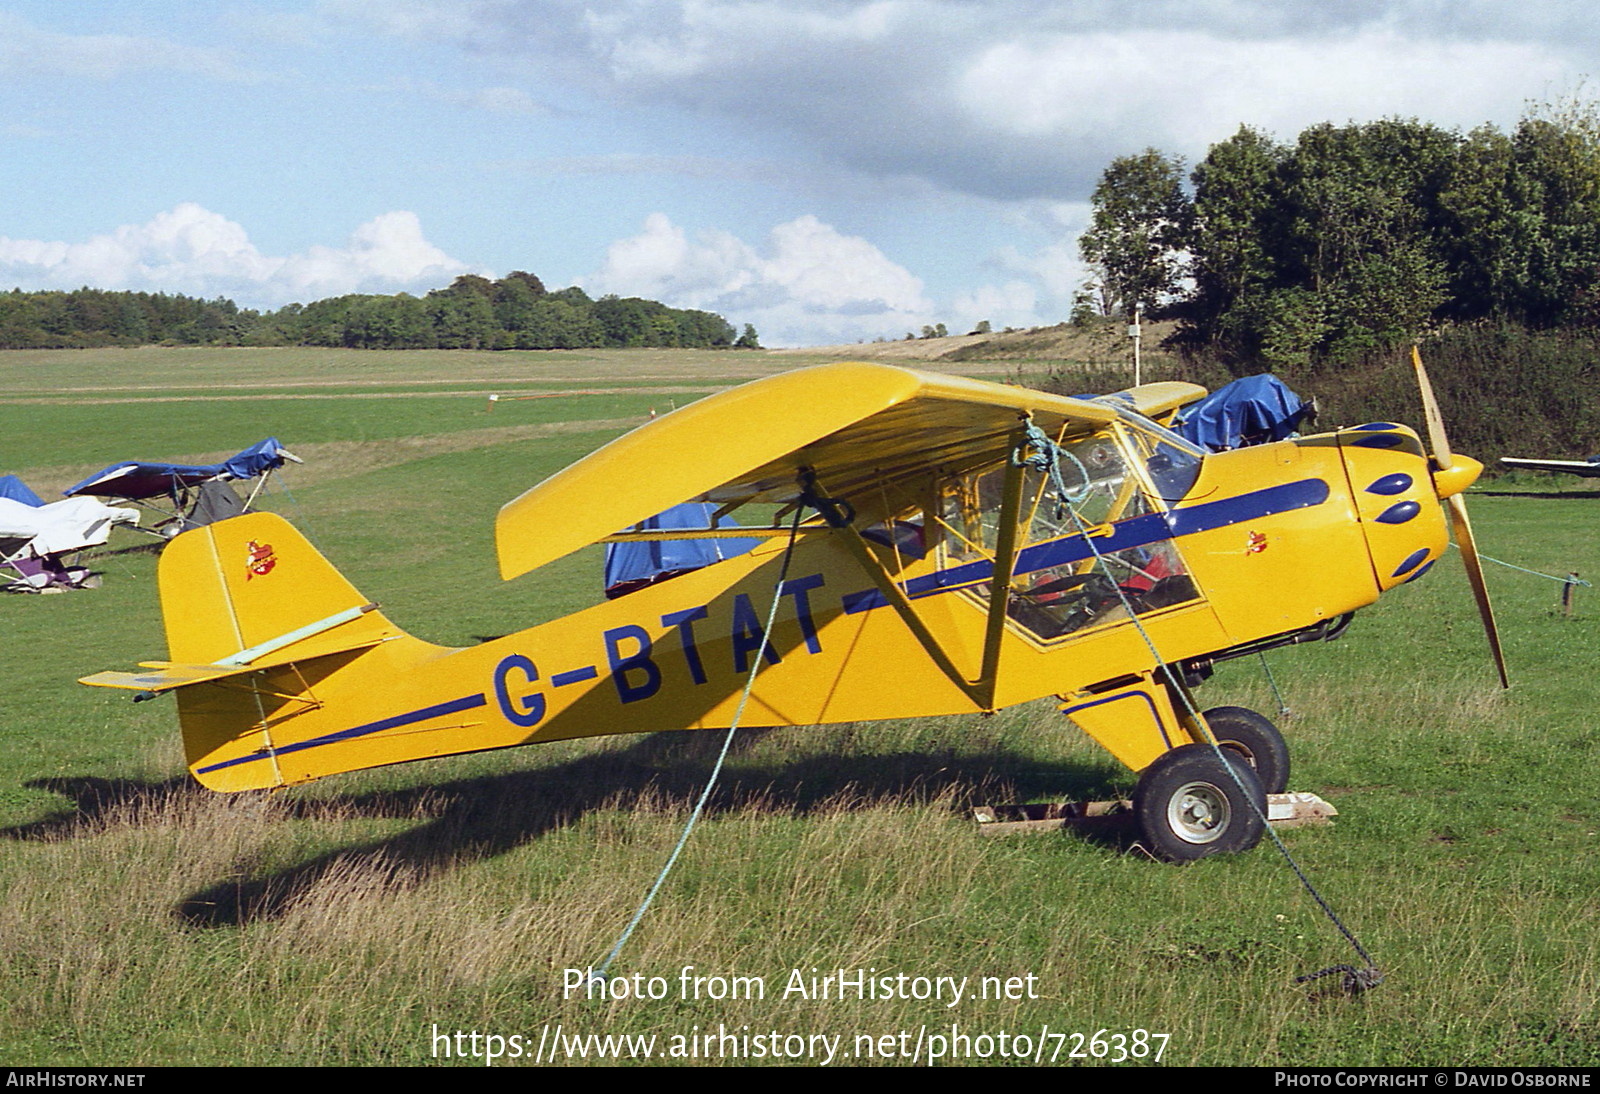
[83,513,447,791]
[155,511,389,667]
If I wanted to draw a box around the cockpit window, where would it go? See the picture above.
[936,421,1201,642]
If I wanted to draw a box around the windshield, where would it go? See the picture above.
[1120,414,1204,503]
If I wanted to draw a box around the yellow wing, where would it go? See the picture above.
[496,362,1204,579]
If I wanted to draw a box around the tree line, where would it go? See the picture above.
[0,271,759,352]
[1080,101,1600,368]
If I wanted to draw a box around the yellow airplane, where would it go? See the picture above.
[82,349,1506,862]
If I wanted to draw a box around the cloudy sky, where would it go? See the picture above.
[0,1,1589,345]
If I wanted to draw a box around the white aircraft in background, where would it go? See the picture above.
[1500,455,1600,478]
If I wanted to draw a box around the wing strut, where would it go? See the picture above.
[978,424,1030,708]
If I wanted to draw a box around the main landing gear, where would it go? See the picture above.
[1131,708,1288,863]
[1133,744,1267,862]
[1201,705,1290,795]
[1061,671,1292,862]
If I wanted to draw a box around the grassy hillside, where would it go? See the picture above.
[776,319,1180,371]
[1,347,1596,1066]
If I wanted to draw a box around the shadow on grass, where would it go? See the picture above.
[0,774,197,840]
[1,730,1121,929]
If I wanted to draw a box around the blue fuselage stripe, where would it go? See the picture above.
[552,666,600,686]
[843,478,1330,614]
[196,693,488,774]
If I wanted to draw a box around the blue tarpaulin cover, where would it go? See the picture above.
[64,438,296,501]
[1173,375,1310,452]
[604,502,761,594]
[0,475,44,507]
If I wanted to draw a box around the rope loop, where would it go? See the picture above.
[1295,964,1385,995]
[1012,420,1091,515]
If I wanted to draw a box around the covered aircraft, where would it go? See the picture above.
[1,479,138,591]
[64,437,301,536]
[1173,374,1313,452]
[604,502,761,599]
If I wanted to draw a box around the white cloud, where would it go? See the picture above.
[764,216,928,314]
[947,280,1041,334]
[317,0,510,44]
[459,85,549,114]
[985,201,1095,305]
[509,153,794,185]
[330,0,1586,201]
[0,204,474,306]
[0,12,256,81]
[955,30,1567,153]
[586,212,936,345]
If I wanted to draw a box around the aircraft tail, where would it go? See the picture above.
[82,512,449,791]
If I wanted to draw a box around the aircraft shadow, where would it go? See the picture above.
[0,732,1123,929]
[0,774,198,840]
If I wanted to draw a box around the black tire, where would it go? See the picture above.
[1201,706,1290,794]
[1134,744,1267,863]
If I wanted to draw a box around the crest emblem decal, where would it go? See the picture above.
[246,540,277,579]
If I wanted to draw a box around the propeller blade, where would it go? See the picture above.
[1411,345,1454,471]
[1446,493,1510,689]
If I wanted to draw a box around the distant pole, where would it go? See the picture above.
[1129,303,1143,387]
[1564,572,1580,616]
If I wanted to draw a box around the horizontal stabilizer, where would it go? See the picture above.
[81,595,390,695]
[80,633,388,695]
[81,663,259,694]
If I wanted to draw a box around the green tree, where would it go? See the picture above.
[428,292,496,349]
[436,273,496,300]
[675,309,736,347]
[517,299,603,348]
[593,295,654,347]
[1490,114,1600,325]
[1187,126,1287,348]
[547,285,592,306]
[498,270,547,297]
[491,276,543,334]
[648,312,681,347]
[1079,149,1191,317]
[1181,119,1458,363]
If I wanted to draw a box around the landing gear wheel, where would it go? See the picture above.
[1134,744,1267,863]
[1201,706,1290,794]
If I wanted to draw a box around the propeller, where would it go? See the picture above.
[1411,345,1510,689]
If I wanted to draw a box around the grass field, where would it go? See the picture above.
[1,347,1597,1067]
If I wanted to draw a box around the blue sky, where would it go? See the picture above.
[0,1,1591,344]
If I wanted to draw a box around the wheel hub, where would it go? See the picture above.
[1167,780,1229,844]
